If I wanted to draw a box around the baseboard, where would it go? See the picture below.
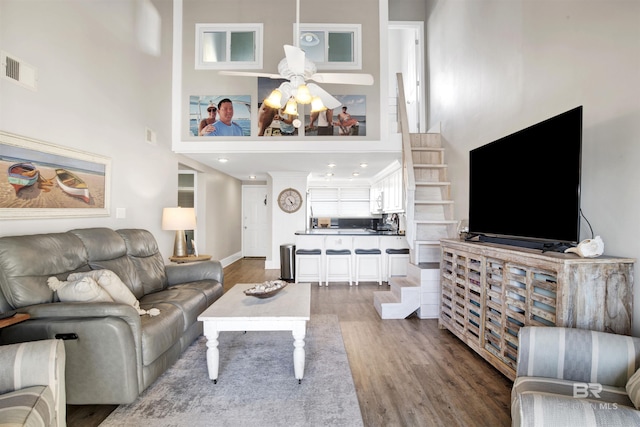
[220,251,242,267]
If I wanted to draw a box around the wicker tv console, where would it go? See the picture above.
[438,238,634,380]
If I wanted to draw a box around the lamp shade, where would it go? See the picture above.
[162,207,196,230]
[283,97,298,116]
[310,96,327,113]
[295,84,312,104]
[264,89,283,109]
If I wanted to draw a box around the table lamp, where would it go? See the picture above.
[162,207,196,257]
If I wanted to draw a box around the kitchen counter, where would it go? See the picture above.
[294,232,410,284]
[296,229,403,236]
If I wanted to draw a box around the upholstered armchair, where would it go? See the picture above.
[0,339,66,427]
[512,326,640,426]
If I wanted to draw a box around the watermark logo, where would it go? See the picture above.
[564,383,619,411]
[573,382,602,399]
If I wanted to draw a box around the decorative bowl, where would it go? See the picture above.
[244,280,288,298]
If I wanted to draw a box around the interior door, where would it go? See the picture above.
[242,185,268,257]
[388,22,425,133]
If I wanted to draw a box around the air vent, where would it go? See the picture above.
[1,51,37,91]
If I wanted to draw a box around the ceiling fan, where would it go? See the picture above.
[218,0,374,112]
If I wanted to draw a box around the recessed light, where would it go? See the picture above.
[352,172,360,176]
[360,163,368,168]
[218,158,228,163]
[249,175,256,180]
[327,163,336,168]
[326,172,334,177]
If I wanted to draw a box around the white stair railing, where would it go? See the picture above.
[396,73,416,251]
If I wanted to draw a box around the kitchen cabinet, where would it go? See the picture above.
[370,181,383,213]
[309,186,370,217]
[371,167,403,213]
[383,168,403,212]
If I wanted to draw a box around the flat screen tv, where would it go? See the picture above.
[468,106,583,251]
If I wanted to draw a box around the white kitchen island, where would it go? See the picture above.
[295,231,409,284]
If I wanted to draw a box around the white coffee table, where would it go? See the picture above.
[198,282,311,383]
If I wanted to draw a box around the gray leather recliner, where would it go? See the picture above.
[0,228,224,405]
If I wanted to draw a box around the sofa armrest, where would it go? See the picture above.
[516,326,640,387]
[0,339,66,427]
[12,302,144,404]
[165,259,223,286]
[22,302,142,338]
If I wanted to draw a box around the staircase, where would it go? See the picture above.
[374,74,458,320]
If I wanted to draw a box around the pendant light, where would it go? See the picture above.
[310,96,327,113]
[264,89,283,109]
[283,97,298,116]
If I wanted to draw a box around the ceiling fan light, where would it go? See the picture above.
[264,89,283,109]
[300,32,320,47]
[310,96,327,113]
[283,97,298,116]
[295,84,312,104]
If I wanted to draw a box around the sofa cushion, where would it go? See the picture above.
[171,280,224,306]
[66,270,159,316]
[47,276,114,303]
[0,385,56,427]
[512,376,635,409]
[70,228,145,298]
[513,392,640,427]
[139,302,185,366]
[117,229,167,295]
[0,232,88,309]
[140,287,207,330]
[627,368,640,409]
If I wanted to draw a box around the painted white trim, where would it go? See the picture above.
[220,251,243,268]
[195,23,264,70]
[296,23,362,70]
[379,0,389,142]
[389,21,426,133]
[172,0,183,148]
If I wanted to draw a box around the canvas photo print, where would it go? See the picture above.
[190,95,251,137]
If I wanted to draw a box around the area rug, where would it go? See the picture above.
[100,314,363,427]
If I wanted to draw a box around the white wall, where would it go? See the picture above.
[267,172,309,270]
[425,0,640,334]
[0,0,242,264]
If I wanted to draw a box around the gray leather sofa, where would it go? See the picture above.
[0,228,224,405]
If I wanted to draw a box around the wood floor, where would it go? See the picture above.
[67,258,513,426]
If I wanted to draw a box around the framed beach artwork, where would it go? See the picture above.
[189,95,251,137]
[0,131,111,219]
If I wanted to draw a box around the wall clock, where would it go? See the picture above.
[278,188,303,213]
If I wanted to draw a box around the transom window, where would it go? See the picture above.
[297,24,362,70]
[195,23,263,70]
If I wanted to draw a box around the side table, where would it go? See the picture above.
[169,254,212,264]
[0,313,30,329]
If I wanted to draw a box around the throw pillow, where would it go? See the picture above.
[626,367,640,409]
[47,276,114,303]
[67,270,159,316]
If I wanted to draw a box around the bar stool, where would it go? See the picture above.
[355,248,383,286]
[354,236,382,286]
[295,249,322,286]
[324,236,352,286]
[386,248,410,281]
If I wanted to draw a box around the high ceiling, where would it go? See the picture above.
[181,151,402,183]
